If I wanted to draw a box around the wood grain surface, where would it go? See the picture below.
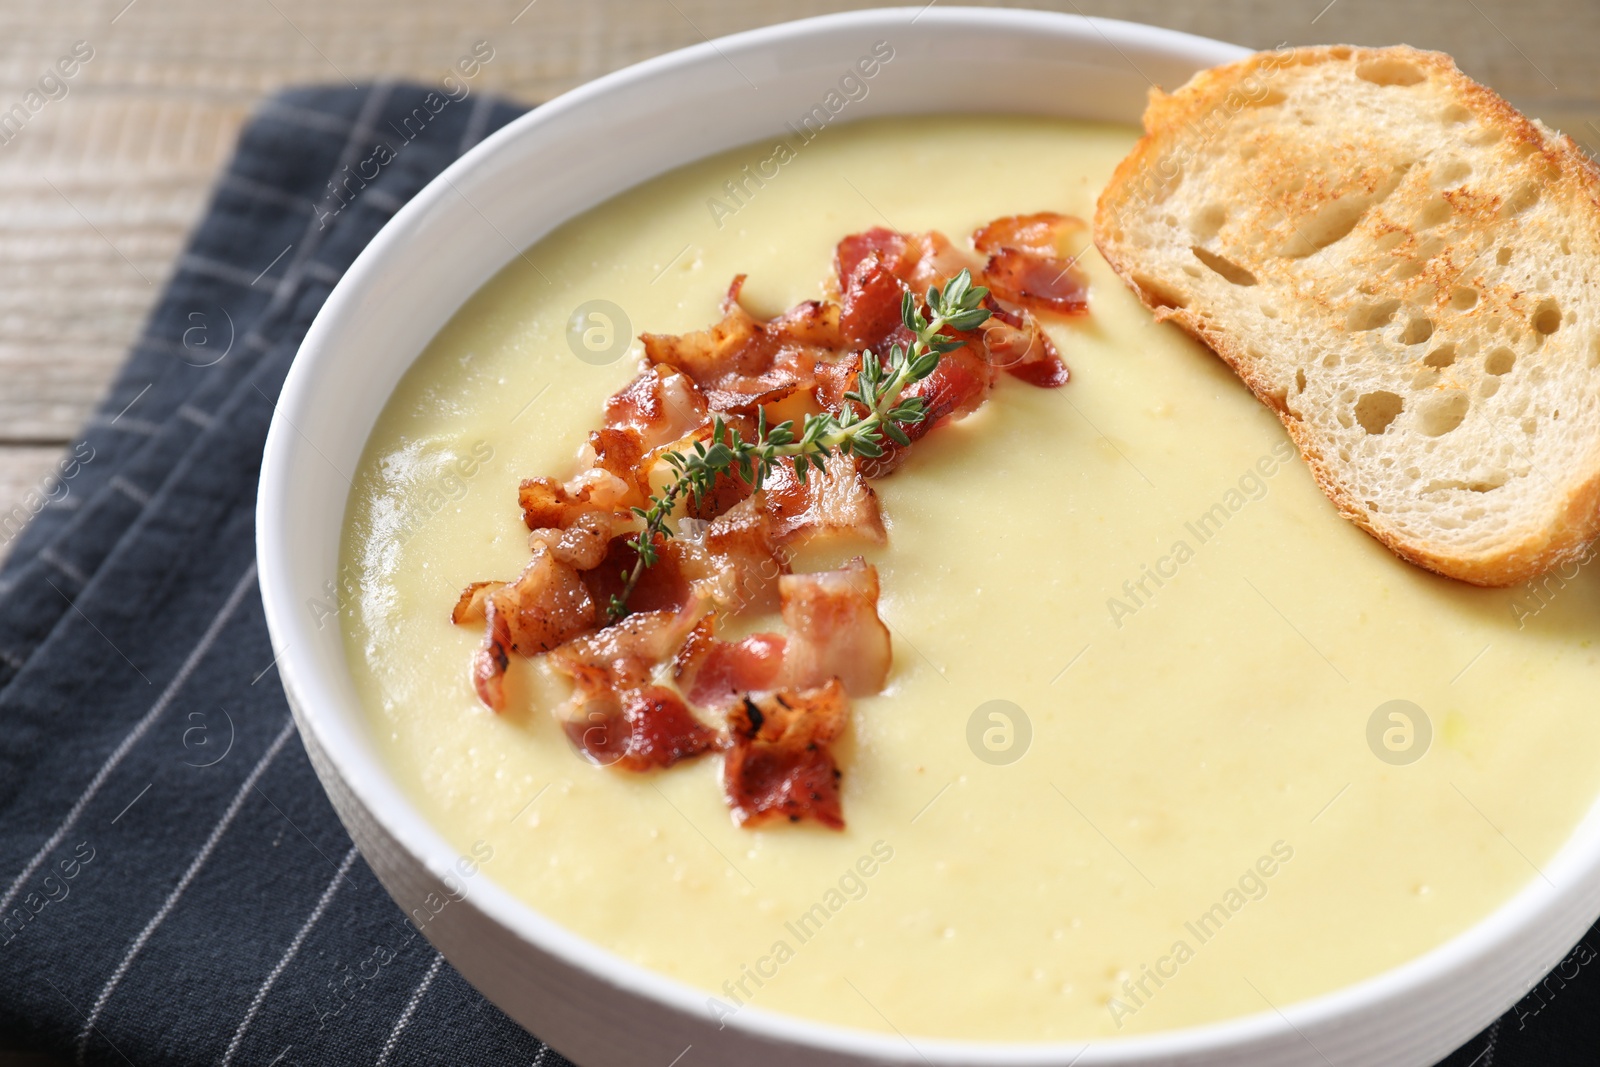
[1,0,1597,560]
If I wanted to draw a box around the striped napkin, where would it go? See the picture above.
[0,83,1589,1067]
[0,84,572,1067]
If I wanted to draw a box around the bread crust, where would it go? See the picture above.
[1094,45,1600,587]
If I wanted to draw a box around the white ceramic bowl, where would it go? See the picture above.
[257,8,1600,1065]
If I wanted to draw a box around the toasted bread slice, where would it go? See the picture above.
[1094,45,1600,587]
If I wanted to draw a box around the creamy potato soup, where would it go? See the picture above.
[341,115,1600,1041]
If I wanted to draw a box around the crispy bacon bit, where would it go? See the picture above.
[981,302,1070,388]
[981,248,1090,315]
[676,497,788,613]
[673,619,788,710]
[768,300,843,349]
[723,681,849,829]
[658,419,757,522]
[584,428,646,495]
[604,367,710,448]
[451,581,501,626]
[839,252,908,351]
[529,510,623,570]
[499,547,597,655]
[551,597,709,682]
[460,546,597,711]
[779,559,891,696]
[547,598,711,718]
[579,534,694,616]
[973,212,1090,316]
[517,478,598,531]
[762,453,885,546]
[903,343,993,429]
[564,684,720,771]
[640,290,816,414]
[472,596,513,711]
[899,230,976,294]
[836,228,908,281]
[972,212,1086,257]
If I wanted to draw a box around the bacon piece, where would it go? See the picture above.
[768,300,843,349]
[908,343,993,424]
[564,684,719,771]
[673,618,788,710]
[813,343,991,478]
[472,595,514,711]
[836,230,983,347]
[972,212,1089,316]
[457,546,597,711]
[518,478,599,531]
[981,248,1089,315]
[528,510,623,570]
[518,468,632,530]
[650,418,757,522]
[837,228,975,294]
[839,252,907,351]
[898,230,978,294]
[550,596,709,686]
[579,534,694,616]
[685,467,754,521]
[762,454,885,546]
[980,302,1070,388]
[972,212,1087,257]
[641,279,813,414]
[604,367,710,449]
[584,428,646,496]
[548,598,711,722]
[723,681,849,829]
[451,581,500,625]
[676,496,788,613]
[836,228,908,282]
[497,547,596,655]
[779,558,891,696]
[453,580,513,710]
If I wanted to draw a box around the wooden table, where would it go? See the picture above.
[2,0,1597,564]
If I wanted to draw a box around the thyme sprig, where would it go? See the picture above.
[606,269,992,622]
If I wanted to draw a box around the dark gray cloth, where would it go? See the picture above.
[0,83,568,1067]
[0,83,1591,1067]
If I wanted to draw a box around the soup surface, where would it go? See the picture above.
[341,114,1600,1041]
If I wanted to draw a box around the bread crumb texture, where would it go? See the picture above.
[1094,44,1600,586]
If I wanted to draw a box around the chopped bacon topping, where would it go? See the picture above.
[675,497,788,614]
[565,684,720,771]
[546,598,711,722]
[971,212,1085,257]
[767,299,843,349]
[639,277,828,415]
[982,248,1090,315]
[457,546,597,710]
[835,227,907,281]
[972,212,1090,316]
[453,213,1086,827]
[578,534,694,616]
[778,559,891,696]
[549,599,708,689]
[529,510,624,570]
[673,619,787,711]
[981,302,1070,388]
[723,681,849,829]
[604,367,710,448]
[839,251,908,351]
[762,453,885,546]
[903,342,994,429]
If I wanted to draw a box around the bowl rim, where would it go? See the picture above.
[257,6,1600,1062]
